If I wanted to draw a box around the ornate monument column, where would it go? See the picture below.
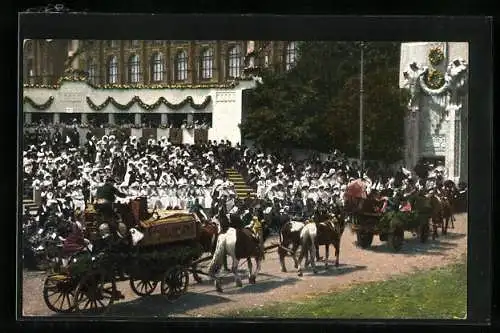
[401,43,468,183]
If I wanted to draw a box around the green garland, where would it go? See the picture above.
[23,96,54,110]
[23,77,244,90]
[428,47,444,66]
[423,68,445,89]
[86,95,212,111]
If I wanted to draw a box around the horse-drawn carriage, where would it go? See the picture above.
[41,196,205,313]
[344,180,431,252]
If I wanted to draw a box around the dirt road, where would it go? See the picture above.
[22,214,467,317]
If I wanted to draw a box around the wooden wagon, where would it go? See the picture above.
[350,205,430,252]
[42,197,204,314]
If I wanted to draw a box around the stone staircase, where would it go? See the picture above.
[23,199,38,215]
[225,168,256,199]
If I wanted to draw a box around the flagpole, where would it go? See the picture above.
[359,41,365,177]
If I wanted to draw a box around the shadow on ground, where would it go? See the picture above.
[362,232,464,255]
[288,263,367,278]
[221,275,300,295]
[54,291,232,318]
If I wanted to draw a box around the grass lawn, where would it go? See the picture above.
[223,259,467,319]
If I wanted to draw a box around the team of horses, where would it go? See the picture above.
[82,181,461,293]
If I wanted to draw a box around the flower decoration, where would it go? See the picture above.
[428,47,444,66]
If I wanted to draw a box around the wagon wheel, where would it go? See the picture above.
[43,274,76,313]
[419,221,430,243]
[390,227,404,252]
[129,275,158,296]
[191,257,211,283]
[160,266,189,302]
[73,270,117,313]
[356,231,373,248]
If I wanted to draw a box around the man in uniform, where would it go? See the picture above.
[94,177,128,234]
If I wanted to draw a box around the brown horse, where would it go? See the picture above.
[427,192,452,239]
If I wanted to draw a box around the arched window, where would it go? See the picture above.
[228,45,241,78]
[285,41,298,71]
[24,40,33,54]
[151,52,164,82]
[107,56,118,84]
[200,48,214,80]
[128,54,141,83]
[87,58,98,85]
[175,50,188,81]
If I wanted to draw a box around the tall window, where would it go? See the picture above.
[128,54,141,83]
[107,56,118,84]
[285,41,298,71]
[87,58,98,85]
[175,50,188,81]
[108,40,118,48]
[228,45,241,78]
[200,48,214,80]
[152,40,163,46]
[130,40,140,47]
[25,58,34,84]
[151,52,164,82]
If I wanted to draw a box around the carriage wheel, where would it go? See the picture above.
[390,228,404,252]
[73,271,117,313]
[129,276,158,296]
[191,258,211,283]
[43,274,76,313]
[356,232,373,248]
[160,266,189,302]
[419,222,430,243]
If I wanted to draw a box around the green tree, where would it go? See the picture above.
[241,41,409,162]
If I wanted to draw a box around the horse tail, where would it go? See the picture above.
[207,232,226,276]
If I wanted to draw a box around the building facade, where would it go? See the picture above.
[22,40,299,145]
[400,42,468,183]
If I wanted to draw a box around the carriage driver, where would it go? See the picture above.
[94,177,128,234]
[189,198,208,223]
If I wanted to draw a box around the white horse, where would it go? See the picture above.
[207,226,263,292]
[296,215,346,277]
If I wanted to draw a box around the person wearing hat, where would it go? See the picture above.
[94,177,127,233]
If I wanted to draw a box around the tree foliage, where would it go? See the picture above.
[240,41,410,163]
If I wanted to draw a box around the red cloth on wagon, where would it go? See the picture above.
[345,179,367,200]
[62,227,86,257]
